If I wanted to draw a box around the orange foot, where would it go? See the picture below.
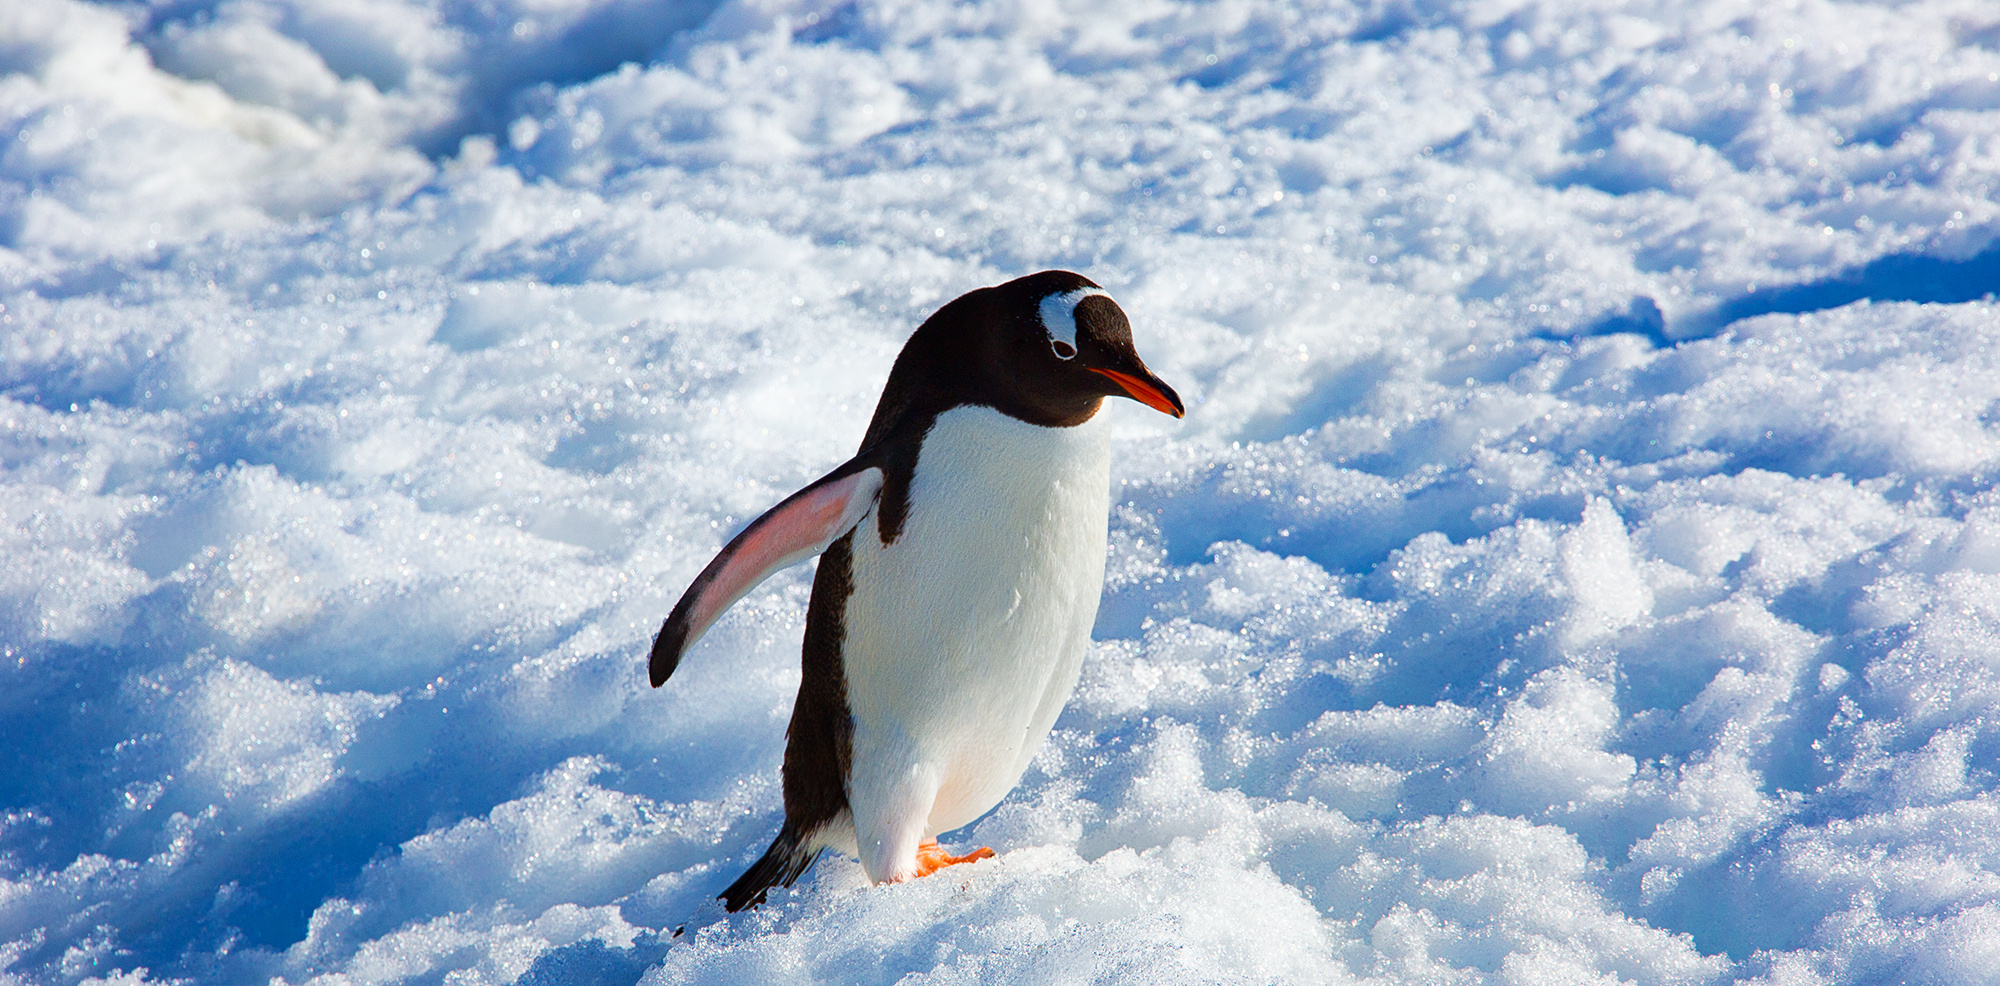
[913,840,995,877]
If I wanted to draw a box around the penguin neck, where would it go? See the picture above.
[863,376,1103,452]
[859,387,1104,548]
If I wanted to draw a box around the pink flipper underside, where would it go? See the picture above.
[681,466,885,654]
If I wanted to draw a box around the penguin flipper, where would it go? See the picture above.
[720,824,824,912]
[650,461,885,687]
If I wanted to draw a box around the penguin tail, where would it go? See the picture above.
[720,824,824,912]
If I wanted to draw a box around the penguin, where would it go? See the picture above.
[649,270,1183,911]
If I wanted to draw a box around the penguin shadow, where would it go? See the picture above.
[610,814,886,959]
[516,934,672,986]
[516,868,755,985]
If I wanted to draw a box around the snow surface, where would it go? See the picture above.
[4,0,2000,983]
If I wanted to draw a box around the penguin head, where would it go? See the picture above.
[872,270,1185,435]
[979,270,1185,426]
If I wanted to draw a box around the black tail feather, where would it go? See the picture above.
[720,825,824,912]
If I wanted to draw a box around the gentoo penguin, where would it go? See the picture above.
[649,270,1183,911]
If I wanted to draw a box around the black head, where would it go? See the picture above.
[862,270,1184,442]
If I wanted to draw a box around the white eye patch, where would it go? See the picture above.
[1038,287,1109,360]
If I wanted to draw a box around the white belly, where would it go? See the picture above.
[842,404,1110,849]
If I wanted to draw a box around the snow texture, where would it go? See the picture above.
[3,0,2000,983]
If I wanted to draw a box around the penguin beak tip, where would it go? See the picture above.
[1089,367,1185,418]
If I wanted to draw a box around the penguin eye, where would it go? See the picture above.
[1039,286,1104,361]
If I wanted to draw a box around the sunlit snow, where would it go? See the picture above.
[4,0,1999,983]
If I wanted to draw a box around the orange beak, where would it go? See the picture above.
[1090,367,1185,418]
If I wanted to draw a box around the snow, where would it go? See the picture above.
[4,0,2000,983]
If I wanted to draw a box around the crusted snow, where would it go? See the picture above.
[3,0,2000,983]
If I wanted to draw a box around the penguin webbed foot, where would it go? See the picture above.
[909,840,995,879]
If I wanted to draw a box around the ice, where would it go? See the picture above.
[5,0,2000,982]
